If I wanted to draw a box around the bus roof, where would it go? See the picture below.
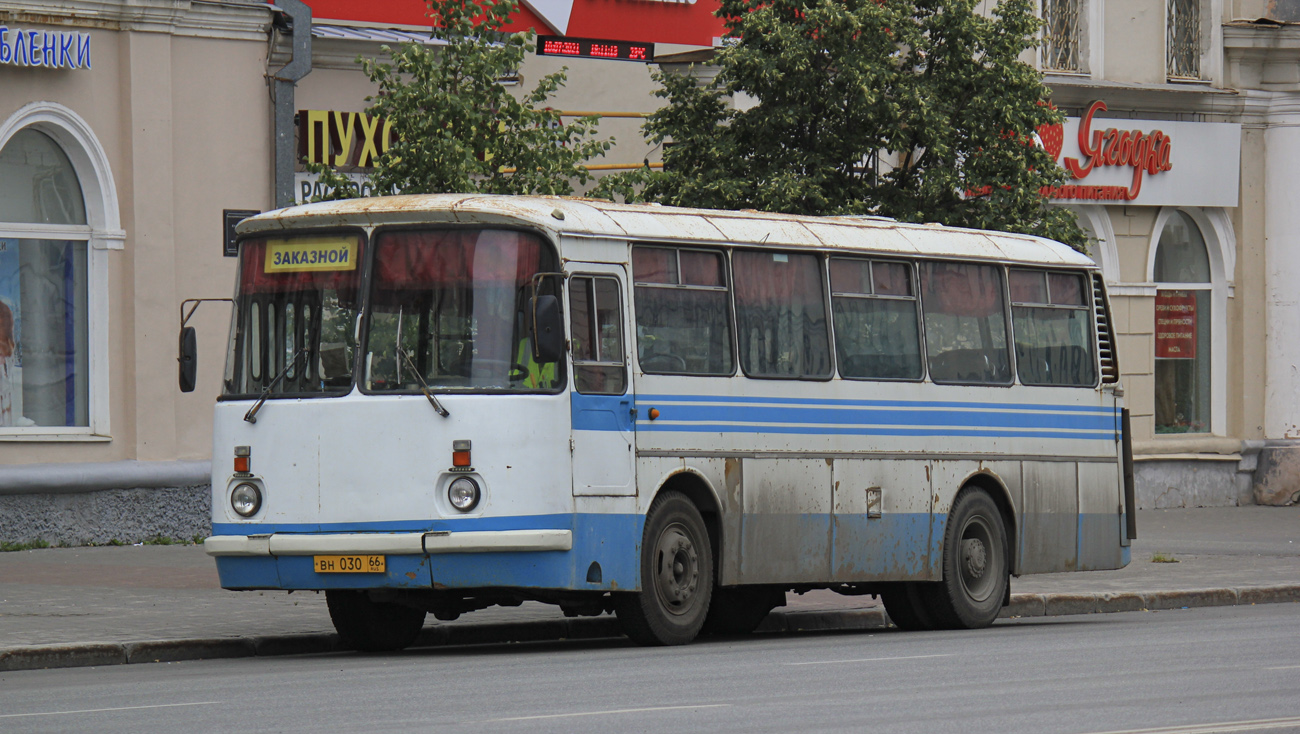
[239,194,1096,269]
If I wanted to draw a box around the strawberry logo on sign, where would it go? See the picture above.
[1037,122,1064,163]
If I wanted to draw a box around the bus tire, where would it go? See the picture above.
[615,491,713,646]
[880,583,937,631]
[924,488,1009,630]
[701,586,783,636]
[326,590,427,652]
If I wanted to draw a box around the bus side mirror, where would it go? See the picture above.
[179,326,198,393]
[531,294,564,364]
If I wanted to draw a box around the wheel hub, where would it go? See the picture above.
[963,538,987,579]
[654,524,699,614]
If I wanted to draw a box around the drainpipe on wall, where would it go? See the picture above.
[270,0,312,209]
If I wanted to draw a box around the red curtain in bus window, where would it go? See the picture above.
[733,249,831,377]
[873,261,912,296]
[829,258,869,294]
[374,230,544,288]
[1049,272,1086,305]
[632,247,677,284]
[679,250,725,286]
[922,261,1003,316]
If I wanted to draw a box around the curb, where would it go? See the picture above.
[2,585,1296,673]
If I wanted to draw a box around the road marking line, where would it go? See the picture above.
[785,653,953,666]
[0,702,220,719]
[1264,664,1300,670]
[484,704,731,722]
[1077,716,1300,734]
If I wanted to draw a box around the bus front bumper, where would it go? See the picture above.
[204,529,573,557]
[202,529,615,591]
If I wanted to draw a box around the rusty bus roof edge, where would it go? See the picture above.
[236,194,1097,268]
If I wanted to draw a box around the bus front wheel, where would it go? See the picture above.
[326,590,427,652]
[615,491,714,646]
[926,488,1009,629]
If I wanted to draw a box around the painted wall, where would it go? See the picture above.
[0,19,271,465]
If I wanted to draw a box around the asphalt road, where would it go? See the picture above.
[1,604,1298,734]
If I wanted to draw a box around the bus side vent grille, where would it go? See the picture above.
[1092,272,1120,383]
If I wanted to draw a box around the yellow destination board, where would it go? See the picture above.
[264,236,359,273]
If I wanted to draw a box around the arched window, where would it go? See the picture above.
[1152,210,1211,434]
[0,128,91,428]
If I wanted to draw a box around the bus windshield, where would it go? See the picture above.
[362,228,562,393]
[223,233,364,397]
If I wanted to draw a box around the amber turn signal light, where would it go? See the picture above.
[234,446,251,474]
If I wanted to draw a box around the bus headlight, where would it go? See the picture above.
[231,483,262,517]
[448,477,480,512]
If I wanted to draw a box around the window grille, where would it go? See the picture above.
[1167,0,1200,80]
[1040,0,1081,73]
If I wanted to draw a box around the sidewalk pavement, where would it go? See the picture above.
[1,507,1296,672]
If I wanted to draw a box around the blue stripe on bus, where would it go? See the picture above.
[637,424,1114,440]
[597,393,1122,439]
[635,393,1119,414]
[638,404,1117,431]
[569,393,1119,437]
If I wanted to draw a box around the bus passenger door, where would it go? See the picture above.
[567,266,636,495]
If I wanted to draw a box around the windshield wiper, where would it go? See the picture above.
[397,345,450,418]
[244,346,309,424]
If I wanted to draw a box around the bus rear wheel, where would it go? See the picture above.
[326,590,427,652]
[924,488,1009,630]
[615,491,713,646]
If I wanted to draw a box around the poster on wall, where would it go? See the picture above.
[1155,290,1197,359]
[0,238,23,427]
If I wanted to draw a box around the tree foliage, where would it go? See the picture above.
[310,0,612,200]
[594,0,1085,249]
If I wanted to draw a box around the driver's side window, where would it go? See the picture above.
[631,246,735,376]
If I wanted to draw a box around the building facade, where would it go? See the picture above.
[1026,0,1300,507]
[0,0,1295,545]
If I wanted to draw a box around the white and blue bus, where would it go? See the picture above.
[195,194,1135,650]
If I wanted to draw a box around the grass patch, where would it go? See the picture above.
[1151,552,1179,563]
[0,539,52,552]
[141,535,177,546]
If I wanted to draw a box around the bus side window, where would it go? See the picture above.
[1009,269,1097,387]
[829,257,923,380]
[733,249,832,379]
[919,261,1013,385]
[569,276,627,395]
[631,246,734,375]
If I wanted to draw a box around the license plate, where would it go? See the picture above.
[313,555,386,573]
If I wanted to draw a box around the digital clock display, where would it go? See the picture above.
[537,36,654,62]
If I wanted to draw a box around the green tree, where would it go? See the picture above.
[310,0,612,200]
[595,0,1086,249]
